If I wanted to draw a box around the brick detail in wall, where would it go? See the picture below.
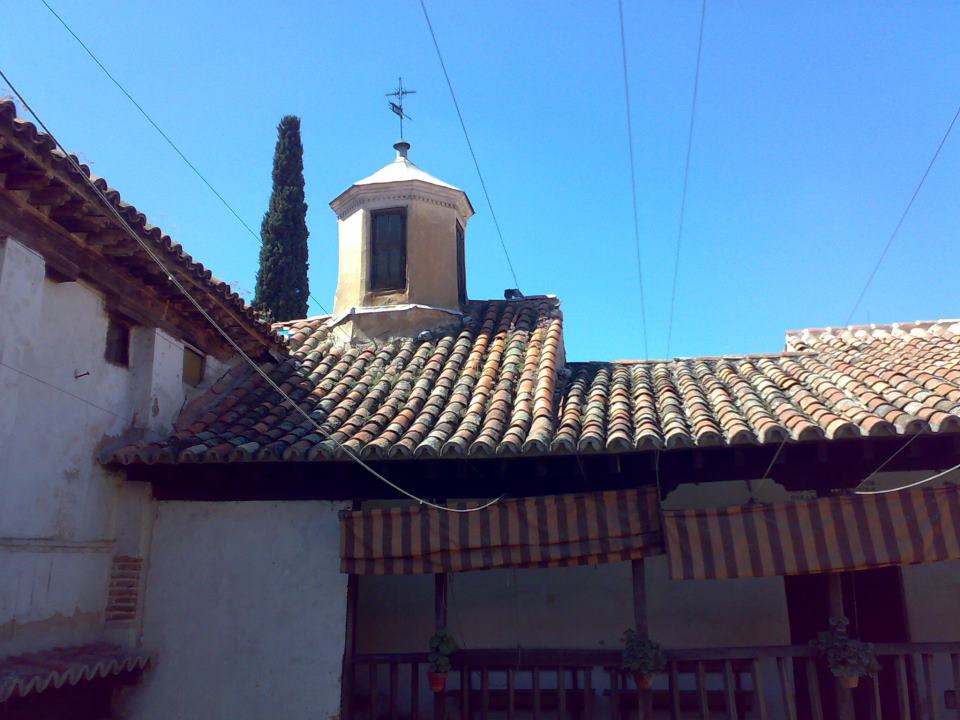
[105,555,143,624]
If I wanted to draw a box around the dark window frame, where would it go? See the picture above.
[456,221,467,306]
[104,315,131,367]
[369,207,407,292]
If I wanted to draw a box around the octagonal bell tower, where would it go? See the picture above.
[328,141,474,341]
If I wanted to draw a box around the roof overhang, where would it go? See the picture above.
[0,100,282,360]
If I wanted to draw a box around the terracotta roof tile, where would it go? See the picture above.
[109,310,960,465]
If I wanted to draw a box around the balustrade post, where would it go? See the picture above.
[434,573,448,720]
[829,574,856,720]
[632,559,654,719]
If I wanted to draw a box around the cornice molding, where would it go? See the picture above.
[330,180,473,221]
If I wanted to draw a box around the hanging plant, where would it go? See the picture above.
[427,628,458,693]
[622,629,667,690]
[811,617,881,689]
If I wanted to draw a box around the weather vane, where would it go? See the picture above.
[386,76,416,138]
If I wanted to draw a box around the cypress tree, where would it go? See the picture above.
[253,115,309,322]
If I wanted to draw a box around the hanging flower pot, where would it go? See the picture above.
[839,675,860,690]
[632,671,655,690]
[428,671,448,693]
[621,630,666,692]
[811,617,880,693]
[427,628,458,694]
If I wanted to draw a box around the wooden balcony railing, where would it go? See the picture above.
[345,642,960,719]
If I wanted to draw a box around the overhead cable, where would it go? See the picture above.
[417,0,521,291]
[845,101,960,325]
[665,0,707,358]
[617,0,650,360]
[0,359,125,420]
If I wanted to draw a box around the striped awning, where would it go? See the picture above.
[663,486,960,580]
[340,488,663,575]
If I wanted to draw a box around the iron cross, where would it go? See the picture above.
[386,76,416,138]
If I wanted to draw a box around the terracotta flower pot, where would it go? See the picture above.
[839,675,860,689]
[632,671,655,690]
[428,672,448,693]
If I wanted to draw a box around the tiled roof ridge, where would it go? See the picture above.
[786,319,960,350]
[588,351,816,365]
[0,99,281,354]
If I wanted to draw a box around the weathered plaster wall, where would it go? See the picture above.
[130,501,348,720]
[0,234,221,654]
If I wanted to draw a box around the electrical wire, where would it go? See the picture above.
[0,359,126,420]
[417,0,521,292]
[845,100,960,325]
[617,0,650,361]
[0,68,501,514]
[764,101,960,495]
[665,0,707,358]
[37,0,331,317]
[855,460,960,495]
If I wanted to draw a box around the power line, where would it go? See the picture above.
[417,0,521,291]
[38,0,330,317]
[1,68,500,514]
[665,0,707,358]
[764,100,960,495]
[0,360,126,420]
[845,101,960,325]
[617,0,650,361]
[856,459,960,495]
[852,427,959,495]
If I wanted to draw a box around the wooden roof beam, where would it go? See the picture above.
[2,131,277,358]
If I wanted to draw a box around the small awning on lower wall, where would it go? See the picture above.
[340,487,663,575]
[0,643,152,703]
[663,485,960,580]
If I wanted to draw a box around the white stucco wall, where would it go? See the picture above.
[0,235,222,654]
[130,501,349,720]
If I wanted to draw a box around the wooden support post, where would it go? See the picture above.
[631,559,648,637]
[340,501,360,720]
[435,573,448,630]
[827,573,844,617]
[434,573,449,720]
[829,574,856,720]
[632,559,654,720]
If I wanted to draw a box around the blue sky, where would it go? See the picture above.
[4,1,959,361]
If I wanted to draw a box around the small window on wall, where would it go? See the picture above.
[104,317,130,367]
[456,221,467,305]
[182,345,205,387]
[370,208,406,292]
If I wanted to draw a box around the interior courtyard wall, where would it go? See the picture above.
[130,500,348,720]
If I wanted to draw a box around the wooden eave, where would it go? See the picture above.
[128,432,960,502]
[0,131,279,360]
